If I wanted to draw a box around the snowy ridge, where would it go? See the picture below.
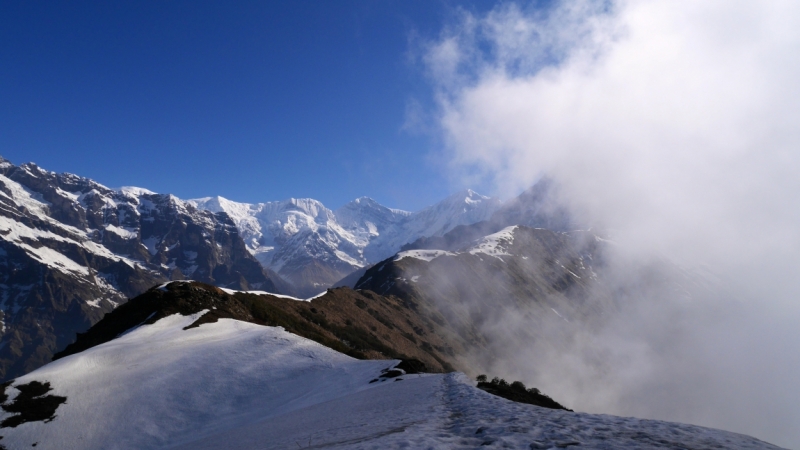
[394,225,521,263]
[0,313,783,449]
[217,286,327,302]
[0,313,409,449]
[394,249,457,262]
[468,225,518,259]
[1,159,273,294]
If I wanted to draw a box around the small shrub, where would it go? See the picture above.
[511,381,526,392]
[476,374,571,411]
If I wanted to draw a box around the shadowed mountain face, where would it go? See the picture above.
[489,178,573,231]
[355,225,617,376]
[0,158,286,380]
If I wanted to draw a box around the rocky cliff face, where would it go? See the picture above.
[0,157,284,380]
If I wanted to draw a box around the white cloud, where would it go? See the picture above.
[422,1,800,447]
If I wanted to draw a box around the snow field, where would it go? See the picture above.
[0,312,785,449]
[0,314,398,449]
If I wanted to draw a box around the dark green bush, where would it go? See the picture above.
[511,381,526,392]
[476,374,571,411]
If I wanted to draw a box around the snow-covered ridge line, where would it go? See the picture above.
[218,287,326,302]
[157,281,323,302]
[468,225,518,259]
[188,189,501,273]
[0,308,783,449]
[394,249,457,262]
[395,226,521,263]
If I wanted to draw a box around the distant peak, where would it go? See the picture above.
[119,186,157,196]
[20,161,51,175]
[211,195,232,204]
[350,196,380,206]
[445,188,489,203]
[337,197,372,210]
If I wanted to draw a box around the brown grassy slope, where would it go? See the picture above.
[53,281,455,373]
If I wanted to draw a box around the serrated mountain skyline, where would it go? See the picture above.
[188,189,504,296]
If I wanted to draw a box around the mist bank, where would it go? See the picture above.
[415,1,800,447]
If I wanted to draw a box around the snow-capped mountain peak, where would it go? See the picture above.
[117,186,157,197]
[189,190,502,296]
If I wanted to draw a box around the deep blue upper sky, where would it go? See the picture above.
[0,1,505,211]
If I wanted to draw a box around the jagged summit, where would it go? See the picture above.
[189,188,502,296]
[337,196,410,216]
[117,186,157,196]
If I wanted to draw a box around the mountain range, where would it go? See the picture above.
[0,156,563,379]
[0,156,785,448]
[187,189,502,297]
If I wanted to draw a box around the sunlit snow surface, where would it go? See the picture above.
[188,189,500,273]
[393,249,457,262]
[0,315,783,449]
[394,226,518,263]
[218,286,326,301]
[468,225,518,259]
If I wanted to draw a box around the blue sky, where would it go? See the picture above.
[0,1,507,211]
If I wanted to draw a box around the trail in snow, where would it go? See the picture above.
[178,372,783,450]
[0,314,785,449]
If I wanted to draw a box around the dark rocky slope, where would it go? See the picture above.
[55,281,456,373]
